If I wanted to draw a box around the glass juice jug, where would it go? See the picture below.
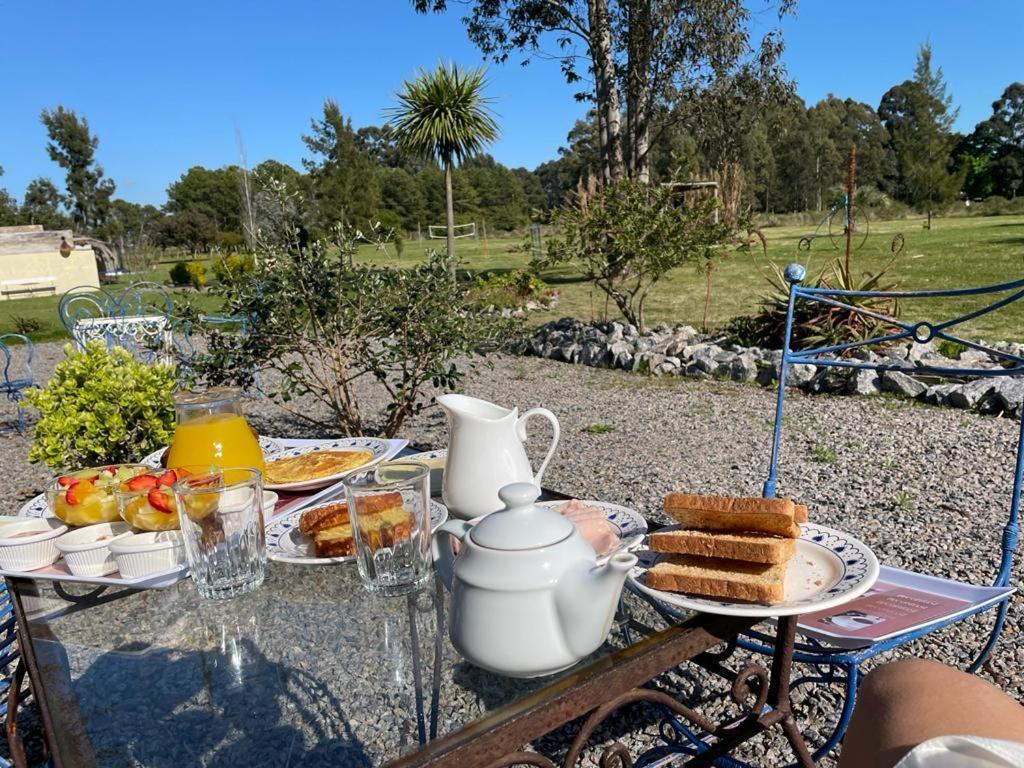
[165,387,266,475]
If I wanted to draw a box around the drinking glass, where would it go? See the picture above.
[343,462,431,597]
[173,467,267,599]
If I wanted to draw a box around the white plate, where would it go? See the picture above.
[265,499,449,565]
[536,499,648,562]
[0,561,187,589]
[628,522,880,618]
[400,449,446,495]
[139,435,284,468]
[262,438,391,491]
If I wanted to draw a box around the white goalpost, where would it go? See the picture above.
[427,223,477,240]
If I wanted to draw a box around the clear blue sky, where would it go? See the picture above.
[1,1,1020,207]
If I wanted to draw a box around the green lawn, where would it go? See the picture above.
[3,214,1022,344]
[363,214,1024,342]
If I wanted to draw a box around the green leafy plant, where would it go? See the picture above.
[811,444,838,464]
[169,260,206,288]
[10,315,42,335]
[184,216,518,437]
[730,252,902,349]
[24,342,176,470]
[211,253,255,285]
[582,423,617,434]
[470,269,553,310]
[539,178,731,330]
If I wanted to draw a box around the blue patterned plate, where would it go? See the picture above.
[262,437,390,491]
[265,499,449,565]
[628,522,880,618]
[17,493,51,519]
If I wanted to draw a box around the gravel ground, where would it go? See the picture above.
[1,343,1021,765]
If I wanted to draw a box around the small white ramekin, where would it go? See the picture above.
[0,518,68,571]
[55,522,133,577]
[109,530,186,579]
[263,491,279,515]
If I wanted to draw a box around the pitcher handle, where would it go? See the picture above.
[431,519,472,591]
[515,407,561,488]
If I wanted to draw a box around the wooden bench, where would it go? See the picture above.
[0,277,56,297]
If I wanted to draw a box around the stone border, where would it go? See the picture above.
[512,318,1024,418]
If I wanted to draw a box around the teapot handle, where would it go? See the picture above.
[431,519,472,591]
[515,407,561,488]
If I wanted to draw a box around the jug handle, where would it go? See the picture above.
[431,519,472,591]
[515,408,561,488]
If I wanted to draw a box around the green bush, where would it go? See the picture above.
[212,253,255,285]
[470,270,553,309]
[24,342,177,470]
[169,260,206,288]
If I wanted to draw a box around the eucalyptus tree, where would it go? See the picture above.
[40,106,115,232]
[388,62,499,277]
[413,0,794,188]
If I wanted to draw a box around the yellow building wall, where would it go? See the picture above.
[0,245,100,300]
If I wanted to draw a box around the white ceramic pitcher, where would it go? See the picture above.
[436,394,560,519]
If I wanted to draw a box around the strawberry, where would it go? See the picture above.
[157,470,178,487]
[103,466,117,476]
[147,488,174,514]
[57,476,76,488]
[66,479,95,506]
[125,474,159,492]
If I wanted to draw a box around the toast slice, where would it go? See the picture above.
[793,504,808,524]
[663,494,799,539]
[646,554,787,604]
[650,529,796,564]
[312,495,413,558]
[299,502,349,536]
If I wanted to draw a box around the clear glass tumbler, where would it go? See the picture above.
[173,467,267,599]
[343,462,431,597]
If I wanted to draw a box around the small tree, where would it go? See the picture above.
[185,208,517,437]
[388,63,499,280]
[880,44,963,228]
[541,179,730,330]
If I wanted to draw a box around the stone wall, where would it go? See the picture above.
[512,318,1024,418]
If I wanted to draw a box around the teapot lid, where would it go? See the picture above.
[470,483,576,550]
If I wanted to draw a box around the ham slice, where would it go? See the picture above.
[556,500,620,557]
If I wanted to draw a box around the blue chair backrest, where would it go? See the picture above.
[58,282,175,362]
[0,334,33,388]
[764,264,1023,590]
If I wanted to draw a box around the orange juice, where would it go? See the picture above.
[165,413,266,475]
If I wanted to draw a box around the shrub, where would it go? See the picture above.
[212,253,255,285]
[10,315,42,335]
[218,231,246,251]
[169,260,206,288]
[187,222,518,437]
[540,178,731,329]
[470,270,553,310]
[24,342,177,470]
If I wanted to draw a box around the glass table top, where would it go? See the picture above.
[16,560,647,768]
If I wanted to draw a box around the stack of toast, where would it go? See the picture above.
[646,494,807,604]
[299,492,412,558]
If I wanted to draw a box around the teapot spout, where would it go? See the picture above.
[555,552,638,658]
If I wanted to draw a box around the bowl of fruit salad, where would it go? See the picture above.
[114,468,194,532]
[46,466,150,527]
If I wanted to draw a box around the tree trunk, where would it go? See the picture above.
[444,159,456,283]
[625,0,652,183]
[588,0,624,184]
[926,209,933,230]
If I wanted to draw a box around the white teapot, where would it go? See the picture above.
[432,483,638,678]
[436,394,559,519]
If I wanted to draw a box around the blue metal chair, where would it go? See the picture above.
[0,335,34,435]
[0,580,22,768]
[58,282,175,365]
[633,264,1024,766]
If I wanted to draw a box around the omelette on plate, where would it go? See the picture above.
[265,449,374,484]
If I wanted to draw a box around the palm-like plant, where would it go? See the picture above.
[388,62,499,279]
